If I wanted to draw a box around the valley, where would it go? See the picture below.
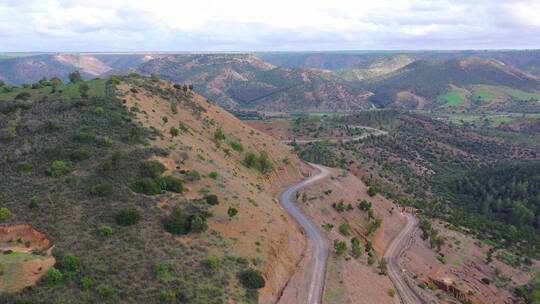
[0,51,539,304]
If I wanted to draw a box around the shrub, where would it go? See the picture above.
[208,171,218,179]
[189,213,208,233]
[140,160,166,178]
[186,170,201,181]
[367,185,380,197]
[205,194,219,205]
[29,197,38,209]
[160,290,176,302]
[161,175,183,193]
[94,106,104,115]
[69,71,83,83]
[99,225,113,236]
[227,207,238,219]
[170,127,179,137]
[62,254,81,272]
[90,182,113,197]
[163,205,190,235]
[50,160,70,177]
[15,92,31,101]
[351,237,362,258]
[97,284,115,299]
[81,276,94,291]
[229,141,243,152]
[0,208,10,221]
[131,177,163,195]
[334,240,347,256]
[202,255,219,272]
[70,148,90,161]
[79,83,90,98]
[17,162,33,173]
[115,208,141,226]
[238,268,265,289]
[388,289,396,298]
[214,128,226,141]
[244,151,273,174]
[42,268,63,287]
[339,223,351,236]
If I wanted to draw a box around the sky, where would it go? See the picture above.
[1,0,540,52]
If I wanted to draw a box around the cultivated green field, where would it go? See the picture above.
[437,91,465,106]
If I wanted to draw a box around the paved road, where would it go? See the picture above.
[278,163,330,304]
[384,213,426,304]
[282,126,387,144]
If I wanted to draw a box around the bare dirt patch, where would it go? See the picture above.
[0,224,55,293]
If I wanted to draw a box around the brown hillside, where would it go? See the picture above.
[116,77,310,303]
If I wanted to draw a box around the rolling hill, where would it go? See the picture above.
[368,57,540,111]
[136,54,371,112]
[0,74,307,303]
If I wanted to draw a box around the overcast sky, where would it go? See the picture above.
[1,0,540,52]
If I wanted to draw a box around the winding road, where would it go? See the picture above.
[278,163,330,304]
[384,213,426,304]
[282,125,388,144]
[279,164,424,304]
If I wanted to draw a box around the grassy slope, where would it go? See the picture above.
[0,75,304,303]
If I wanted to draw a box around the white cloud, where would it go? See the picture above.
[0,0,539,51]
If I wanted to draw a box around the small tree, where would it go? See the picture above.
[50,77,62,93]
[227,207,238,219]
[43,268,64,287]
[115,208,141,226]
[50,160,70,177]
[99,225,113,236]
[205,194,219,205]
[163,204,190,235]
[162,175,183,193]
[140,160,166,179]
[79,82,90,98]
[338,223,351,236]
[62,254,81,272]
[351,237,362,258]
[189,213,208,233]
[0,208,10,221]
[69,71,83,83]
[170,127,179,137]
[238,268,265,289]
[378,258,388,275]
[367,185,380,197]
[333,240,347,256]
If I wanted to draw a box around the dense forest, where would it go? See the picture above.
[440,162,540,253]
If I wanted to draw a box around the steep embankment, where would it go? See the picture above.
[116,76,310,303]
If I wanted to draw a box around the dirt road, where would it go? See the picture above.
[384,213,426,304]
[278,163,330,304]
[282,126,388,144]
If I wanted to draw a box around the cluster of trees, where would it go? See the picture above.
[131,161,183,195]
[515,271,540,304]
[419,217,445,251]
[442,162,540,251]
[244,151,273,174]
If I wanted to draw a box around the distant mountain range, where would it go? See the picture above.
[1,51,539,112]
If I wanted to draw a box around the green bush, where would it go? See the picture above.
[115,208,141,226]
[99,225,113,236]
[62,254,81,272]
[90,181,113,197]
[201,255,219,272]
[42,268,64,287]
[132,177,163,195]
[190,213,208,233]
[244,151,273,174]
[227,207,238,218]
[0,208,10,221]
[161,175,183,193]
[29,197,38,209]
[160,290,176,302]
[229,141,243,152]
[214,128,226,141]
[334,240,347,256]
[50,160,70,177]
[208,171,218,179]
[70,148,90,161]
[170,127,179,137]
[94,107,105,115]
[367,186,380,197]
[15,92,31,101]
[97,284,115,299]
[186,170,201,181]
[238,268,265,289]
[140,160,166,178]
[339,223,351,236]
[17,162,33,173]
[163,205,190,235]
[205,194,219,205]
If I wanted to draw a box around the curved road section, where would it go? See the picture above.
[278,163,330,304]
[384,213,426,304]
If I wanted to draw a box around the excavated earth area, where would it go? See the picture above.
[0,224,55,293]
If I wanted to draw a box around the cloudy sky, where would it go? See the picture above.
[1,0,540,51]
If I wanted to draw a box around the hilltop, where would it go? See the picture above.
[0,74,307,303]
